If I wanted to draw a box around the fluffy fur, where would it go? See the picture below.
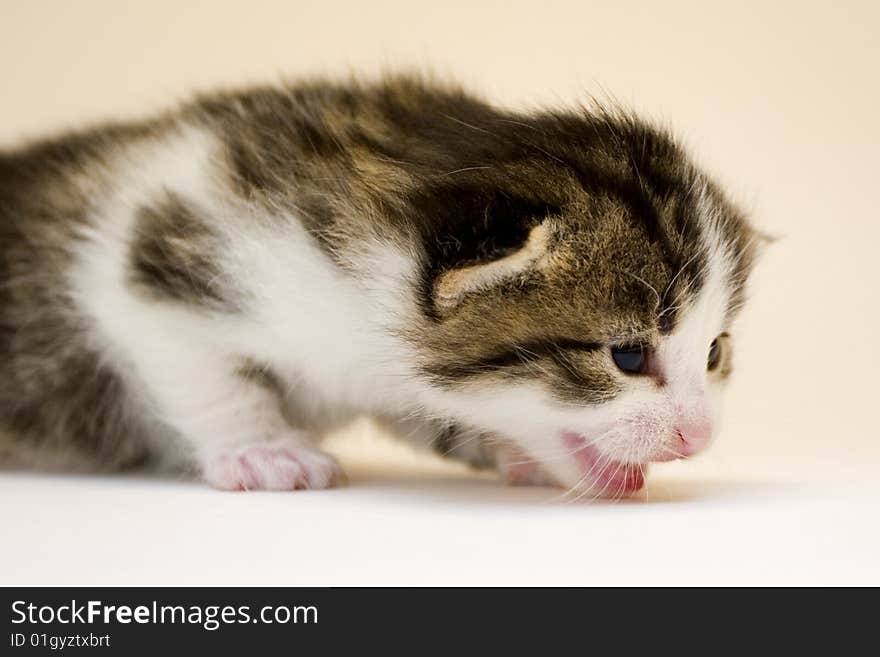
[0,75,758,496]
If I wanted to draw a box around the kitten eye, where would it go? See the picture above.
[707,338,722,371]
[611,345,646,375]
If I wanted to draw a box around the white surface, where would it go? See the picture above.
[3,431,879,586]
[1,0,879,585]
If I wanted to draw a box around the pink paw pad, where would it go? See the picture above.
[495,444,552,487]
[202,441,345,491]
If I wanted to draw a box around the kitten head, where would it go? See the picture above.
[408,111,758,496]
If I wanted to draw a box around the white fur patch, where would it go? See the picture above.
[68,123,432,473]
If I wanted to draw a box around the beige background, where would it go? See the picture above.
[1,0,878,585]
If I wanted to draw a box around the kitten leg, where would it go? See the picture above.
[378,415,496,469]
[430,422,554,487]
[135,347,344,491]
[493,443,555,487]
[422,421,556,486]
[382,415,551,485]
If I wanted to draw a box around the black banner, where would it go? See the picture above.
[0,586,867,654]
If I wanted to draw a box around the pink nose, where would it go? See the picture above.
[675,418,712,457]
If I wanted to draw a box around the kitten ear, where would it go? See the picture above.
[412,183,560,312]
[752,227,778,250]
[434,221,551,310]
[740,226,777,270]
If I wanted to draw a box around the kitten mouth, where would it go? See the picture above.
[562,433,645,495]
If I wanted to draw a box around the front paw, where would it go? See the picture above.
[494,444,555,487]
[202,438,345,491]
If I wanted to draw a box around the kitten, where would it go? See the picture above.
[0,76,758,496]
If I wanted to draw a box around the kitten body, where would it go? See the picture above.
[0,77,756,495]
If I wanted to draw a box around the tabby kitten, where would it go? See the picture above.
[0,76,757,496]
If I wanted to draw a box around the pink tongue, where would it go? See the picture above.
[563,433,645,494]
